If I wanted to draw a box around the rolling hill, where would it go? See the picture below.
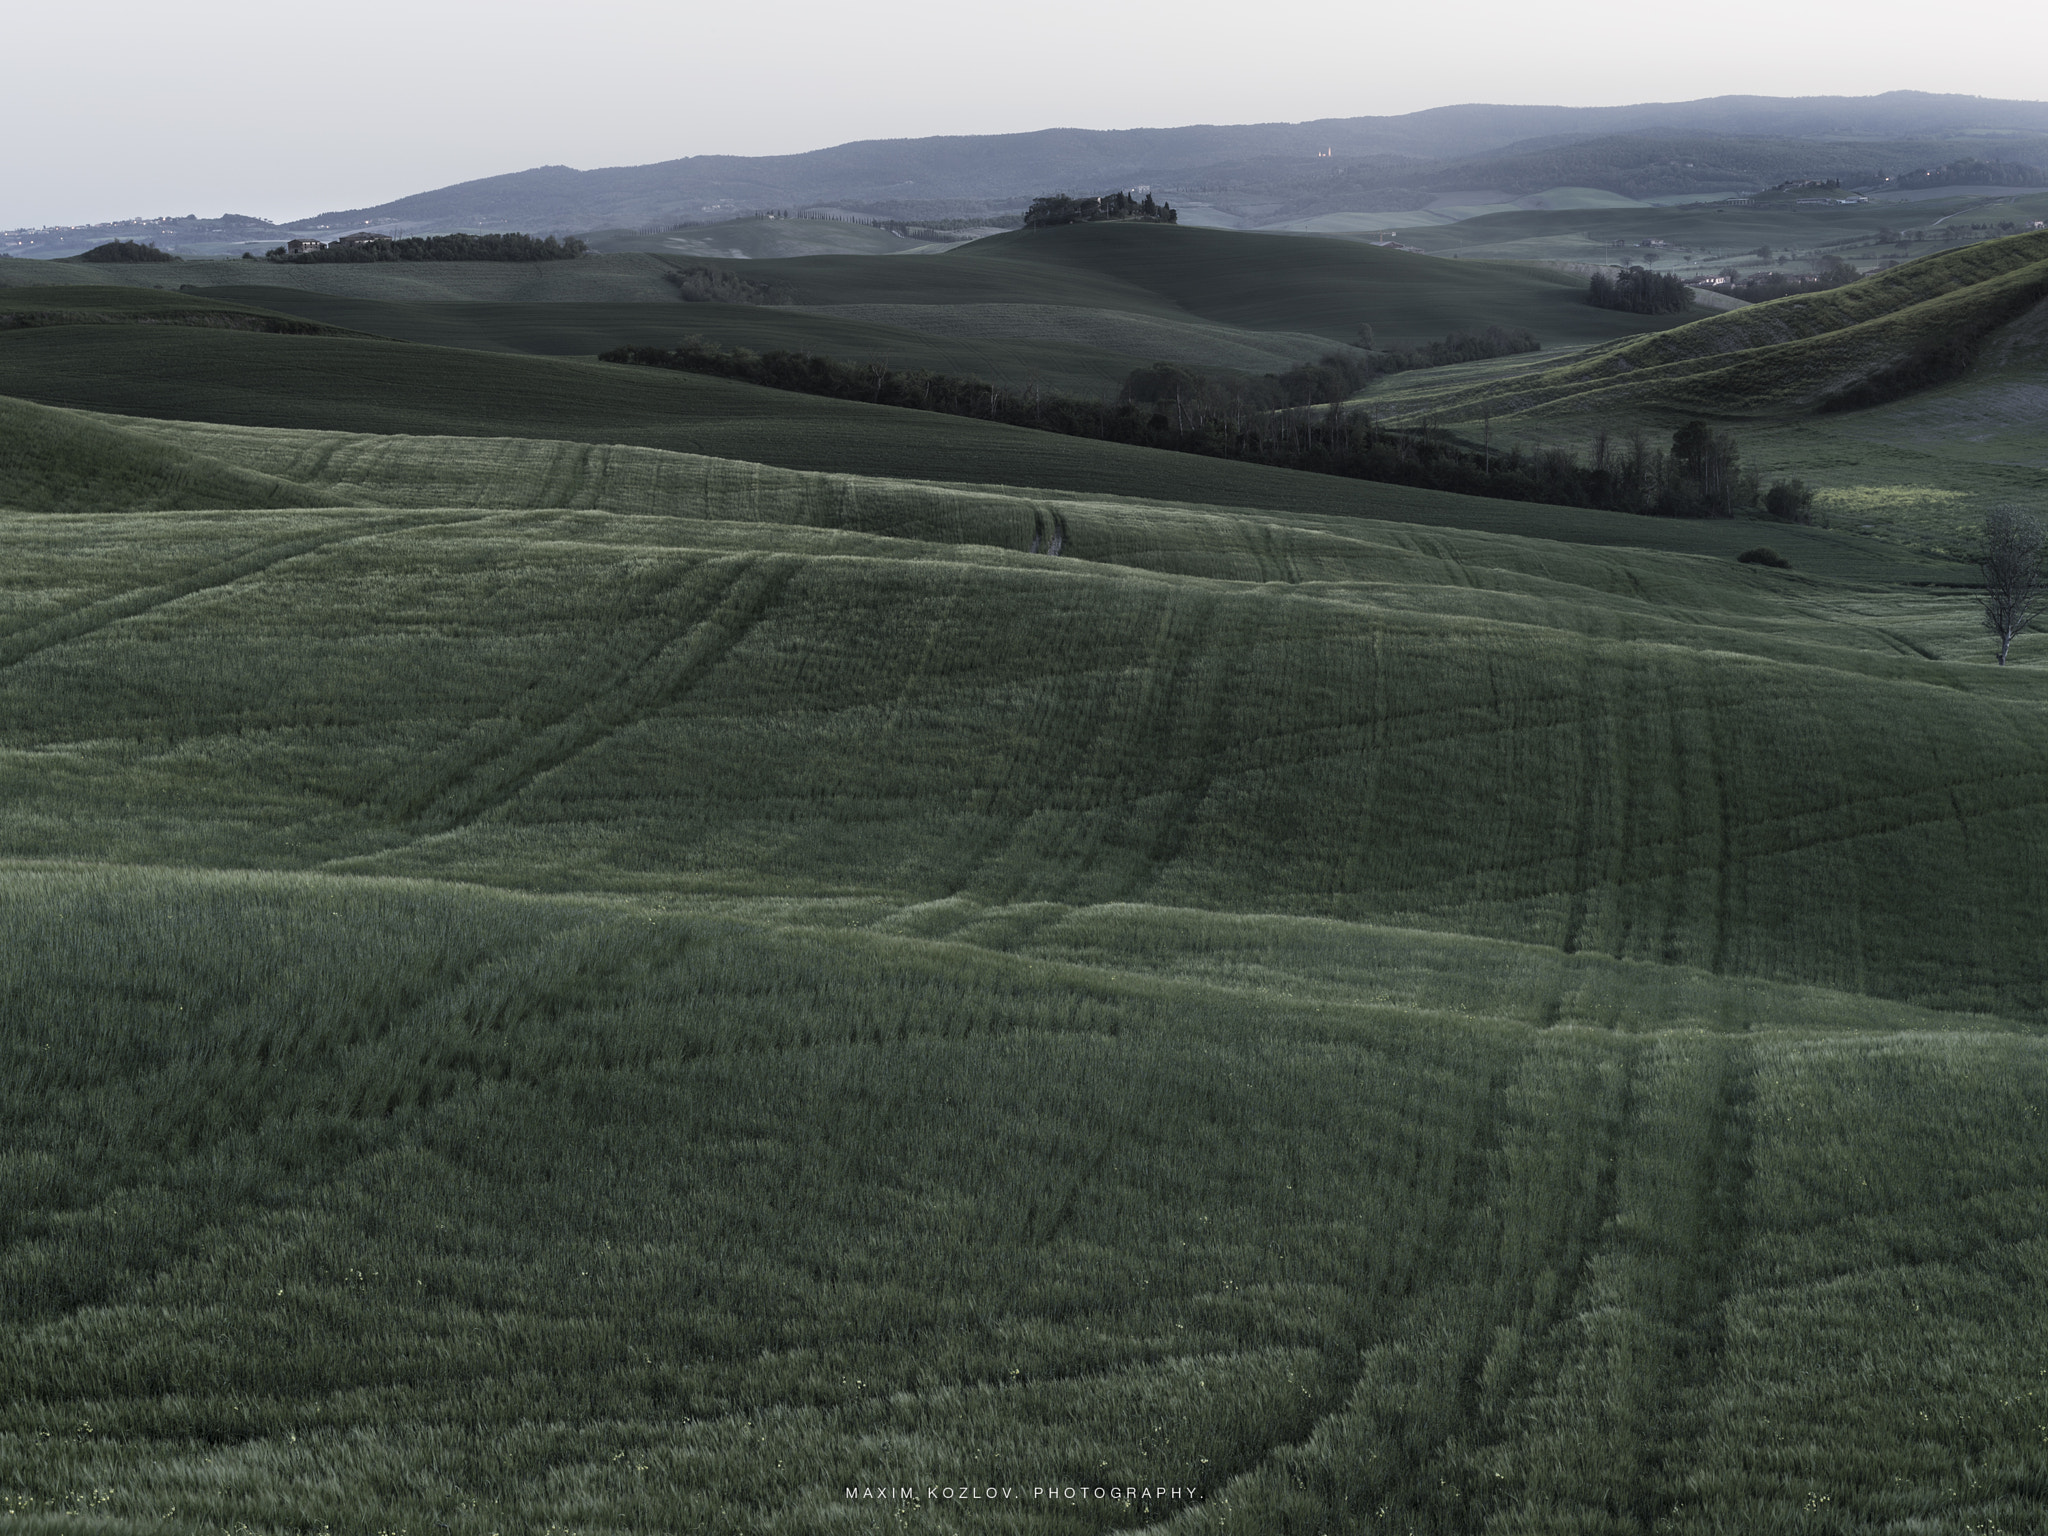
[3,390,2046,1532]
[5,190,2046,1535]
[166,289,1227,399]
[0,223,1709,368]
[636,224,1715,351]
[579,214,971,259]
[1348,231,2048,552]
[1369,229,2048,420]
[0,284,360,337]
[0,320,1956,584]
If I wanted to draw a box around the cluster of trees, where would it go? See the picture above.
[264,233,587,264]
[664,265,791,304]
[1727,254,1862,303]
[1024,191,1177,228]
[78,240,177,263]
[1588,266,1694,314]
[1881,159,2047,191]
[1381,325,1542,371]
[603,339,1797,520]
[1763,479,1816,522]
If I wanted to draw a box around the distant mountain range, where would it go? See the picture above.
[293,92,2048,234]
[8,92,2047,258]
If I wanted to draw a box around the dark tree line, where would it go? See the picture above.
[78,240,177,263]
[1728,255,1862,303]
[264,233,587,264]
[603,340,1799,519]
[665,265,791,304]
[1881,158,2047,191]
[1127,328,1539,414]
[1589,266,1695,314]
[1025,191,1177,228]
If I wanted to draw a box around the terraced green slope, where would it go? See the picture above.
[1373,229,2048,422]
[2,409,2044,1533]
[1384,193,2043,260]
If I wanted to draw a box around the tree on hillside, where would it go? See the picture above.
[1024,191,1177,229]
[265,232,586,264]
[1763,479,1815,523]
[1668,420,1744,517]
[1588,265,1693,314]
[79,240,176,263]
[1981,507,2047,665]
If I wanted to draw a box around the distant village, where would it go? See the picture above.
[280,231,392,255]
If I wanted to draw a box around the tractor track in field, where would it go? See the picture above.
[1128,587,1262,899]
[395,553,800,835]
[1026,1126,1119,1248]
[938,582,1184,906]
[1256,1050,1529,1531]
[1559,646,1609,955]
[1056,587,1216,904]
[1635,1037,1757,1530]
[0,516,479,675]
[1422,1036,1758,1533]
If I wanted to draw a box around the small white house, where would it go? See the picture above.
[285,238,326,254]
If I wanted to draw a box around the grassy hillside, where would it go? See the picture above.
[1369,229,2048,418]
[0,252,691,304]
[0,283,360,336]
[0,224,1722,350]
[715,223,1708,349]
[0,395,346,514]
[0,223,1707,391]
[0,334,1953,581]
[1357,232,2048,552]
[1393,190,2048,259]
[2,404,2045,1532]
[1326,190,2048,290]
[178,286,1370,390]
[174,287,1192,397]
[581,214,965,258]
[782,301,1354,374]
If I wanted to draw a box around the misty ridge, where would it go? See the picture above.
[300,90,2048,233]
[16,90,2048,256]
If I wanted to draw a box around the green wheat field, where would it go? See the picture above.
[3,221,2046,1535]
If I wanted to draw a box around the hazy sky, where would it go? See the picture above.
[8,0,2038,228]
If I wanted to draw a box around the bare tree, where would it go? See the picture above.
[1981,507,2047,665]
